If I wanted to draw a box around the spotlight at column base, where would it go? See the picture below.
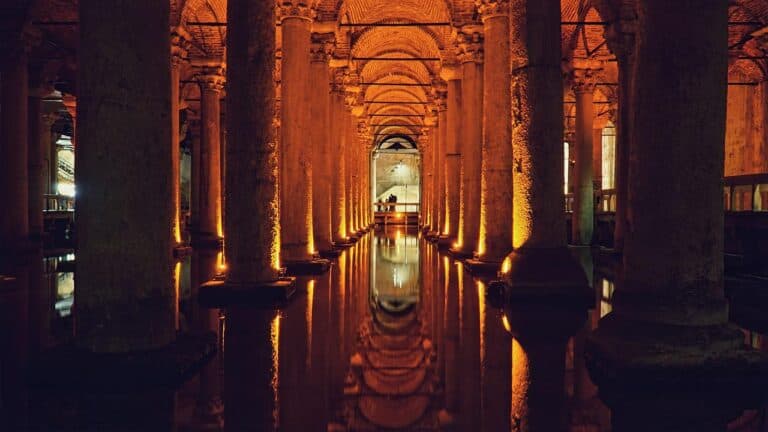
[283,258,331,276]
[586,314,768,432]
[27,332,217,391]
[447,246,474,260]
[198,277,296,307]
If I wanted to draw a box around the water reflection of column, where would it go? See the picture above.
[479,282,511,432]
[312,270,333,427]
[459,267,480,430]
[511,337,568,431]
[439,257,459,426]
[224,308,280,431]
[0,260,31,429]
[329,252,347,416]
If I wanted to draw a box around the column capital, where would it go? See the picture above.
[566,59,603,94]
[457,29,484,64]
[476,0,510,22]
[310,33,335,63]
[439,63,462,81]
[62,94,77,120]
[171,27,191,67]
[199,66,226,92]
[276,2,316,23]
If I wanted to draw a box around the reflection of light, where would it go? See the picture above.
[501,256,512,275]
[271,313,281,429]
[502,314,512,333]
[477,281,486,371]
[174,262,181,330]
[306,280,314,368]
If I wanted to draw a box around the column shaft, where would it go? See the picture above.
[76,0,174,352]
[444,77,462,240]
[331,89,348,241]
[0,49,29,249]
[456,53,483,256]
[572,88,595,245]
[170,44,184,245]
[197,71,224,242]
[280,12,314,261]
[436,106,447,234]
[480,7,512,261]
[225,0,281,282]
[27,95,46,238]
[310,47,333,252]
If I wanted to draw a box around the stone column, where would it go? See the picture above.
[587,1,768,430]
[609,9,635,253]
[453,30,484,258]
[592,126,603,192]
[569,63,600,246]
[500,1,592,427]
[0,41,30,252]
[189,116,202,232]
[434,94,448,236]
[76,0,176,351]
[330,71,349,244]
[194,66,225,246]
[344,107,358,236]
[278,2,317,266]
[310,37,334,254]
[439,64,462,246]
[420,128,433,231]
[28,93,56,239]
[199,0,295,302]
[171,28,190,249]
[477,1,512,264]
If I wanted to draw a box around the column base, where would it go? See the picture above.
[436,236,453,250]
[199,277,296,307]
[500,247,592,306]
[284,258,331,276]
[190,233,224,249]
[173,243,194,258]
[319,248,343,259]
[448,247,474,260]
[28,332,217,390]
[586,314,768,431]
[333,239,355,249]
[464,258,502,277]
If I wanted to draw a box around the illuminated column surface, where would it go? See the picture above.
[309,37,335,255]
[453,30,484,258]
[330,71,349,245]
[200,0,296,303]
[0,38,30,252]
[194,66,225,247]
[420,128,433,231]
[76,0,176,351]
[278,3,321,269]
[28,92,56,239]
[170,28,189,249]
[439,64,462,247]
[476,0,512,264]
[434,93,448,237]
[586,1,768,430]
[569,63,600,246]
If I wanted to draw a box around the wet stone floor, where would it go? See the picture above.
[1,227,767,431]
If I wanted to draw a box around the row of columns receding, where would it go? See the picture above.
[1,1,766,428]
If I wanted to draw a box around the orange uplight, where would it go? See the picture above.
[217,251,227,272]
[500,256,512,275]
[502,313,512,333]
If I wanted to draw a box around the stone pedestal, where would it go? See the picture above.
[586,1,768,430]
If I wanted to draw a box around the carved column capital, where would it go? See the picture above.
[310,33,335,63]
[199,66,226,92]
[476,0,510,22]
[276,2,316,23]
[566,59,603,94]
[457,30,484,64]
[171,27,191,67]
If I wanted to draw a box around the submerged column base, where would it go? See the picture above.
[190,233,224,249]
[464,258,502,276]
[199,277,297,307]
[586,314,768,432]
[284,258,331,276]
[173,243,194,258]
